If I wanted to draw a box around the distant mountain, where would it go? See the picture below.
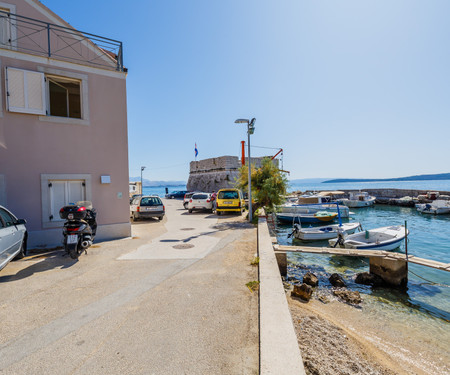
[129,177,186,187]
[289,178,330,184]
[323,173,450,184]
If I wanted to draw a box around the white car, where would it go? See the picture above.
[187,193,213,213]
[0,205,27,271]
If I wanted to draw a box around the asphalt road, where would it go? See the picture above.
[0,199,258,375]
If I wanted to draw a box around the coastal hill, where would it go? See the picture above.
[323,173,450,184]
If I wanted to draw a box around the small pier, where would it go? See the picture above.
[274,244,449,286]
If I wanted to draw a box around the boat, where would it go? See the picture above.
[343,191,376,208]
[328,225,409,251]
[276,211,337,224]
[277,200,351,218]
[291,222,361,241]
[416,200,450,215]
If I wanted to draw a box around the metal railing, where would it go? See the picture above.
[0,10,124,71]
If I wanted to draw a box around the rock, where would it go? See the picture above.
[303,272,319,287]
[329,273,346,288]
[291,283,313,302]
[355,272,384,287]
[333,290,362,304]
[317,294,330,304]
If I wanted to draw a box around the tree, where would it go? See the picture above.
[236,157,289,212]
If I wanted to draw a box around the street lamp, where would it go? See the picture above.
[235,118,255,222]
[140,166,146,195]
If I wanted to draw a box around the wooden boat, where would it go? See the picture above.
[292,222,361,241]
[314,211,338,222]
[277,202,351,218]
[328,225,409,251]
[276,211,337,224]
[343,192,376,208]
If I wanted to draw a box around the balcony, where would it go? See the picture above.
[0,10,124,72]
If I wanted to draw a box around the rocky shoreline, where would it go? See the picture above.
[286,278,450,375]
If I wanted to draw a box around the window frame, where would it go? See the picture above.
[46,74,82,119]
[37,67,89,126]
[0,2,17,50]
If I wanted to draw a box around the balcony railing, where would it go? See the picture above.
[0,10,124,72]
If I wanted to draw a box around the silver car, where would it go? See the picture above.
[187,193,213,213]
[130,195,165,221]
[0,205,27,271]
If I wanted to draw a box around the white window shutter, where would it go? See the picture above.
[6,67,46,115]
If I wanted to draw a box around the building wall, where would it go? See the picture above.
[0,1,130,247]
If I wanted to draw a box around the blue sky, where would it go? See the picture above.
[42,0,450,181]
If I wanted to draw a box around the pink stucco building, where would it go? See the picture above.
[0,0,131,248]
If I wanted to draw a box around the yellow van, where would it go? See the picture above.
[215,189,245,215]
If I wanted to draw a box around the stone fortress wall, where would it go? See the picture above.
[187,155,276,193]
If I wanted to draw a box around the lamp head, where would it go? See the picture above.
[235,119,249,124]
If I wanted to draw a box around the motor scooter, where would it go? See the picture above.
[59,201,97,259]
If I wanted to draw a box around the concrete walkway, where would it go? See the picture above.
[0,199,258,374]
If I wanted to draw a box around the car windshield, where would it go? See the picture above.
[140,197,162,206]
[192,194,208,200]
[218,191,239,199]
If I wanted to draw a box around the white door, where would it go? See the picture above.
[48,180,86,222]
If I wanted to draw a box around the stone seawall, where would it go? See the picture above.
[311,188,450,199]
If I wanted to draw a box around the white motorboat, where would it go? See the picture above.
[343,192,376,208]
[328,225,409,251]
[277,202,351,218]
[416,200,450,215]
[291,222,361,241]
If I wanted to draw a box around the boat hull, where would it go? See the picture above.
[277,203,351,217]
[294,222,361,241]
[343,198,376,208]
[328,225,408,251]
[276,213,336,224]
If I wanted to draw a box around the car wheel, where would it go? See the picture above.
[188,209,193,213]
[183,202,188,209]
[217,211,221,216]
[158,216,163,221]
[14,237,27,260]
[171,196,175,199]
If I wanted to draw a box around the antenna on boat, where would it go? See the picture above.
[337,202,342,227]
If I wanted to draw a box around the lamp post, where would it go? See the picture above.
[140,166,146,195]
[235,118,255,222]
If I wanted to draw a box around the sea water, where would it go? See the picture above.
[276,203,450,356]
[142,185,187,198]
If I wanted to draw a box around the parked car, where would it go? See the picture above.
[215,189,245,215]
[130,196,165,221]
[187,193,213,213]
[129,194,142,204]
[183,191,199,209]
[0,205,27,271]
[165,190,188,199]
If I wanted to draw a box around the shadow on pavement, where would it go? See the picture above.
[0,250,77,283]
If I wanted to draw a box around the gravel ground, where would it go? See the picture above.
[289,301,396,375]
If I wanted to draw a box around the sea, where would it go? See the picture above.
[146,181,450,328]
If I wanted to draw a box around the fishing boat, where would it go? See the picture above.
[328,225,409,251]
[277,202,351,218]
[291,222,361,241]
[416,200,450,215]
[343,191,376,208]
[276,211,337,224]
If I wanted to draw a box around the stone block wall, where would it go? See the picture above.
[187,155,277,193]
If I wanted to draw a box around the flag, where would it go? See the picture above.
[195,143,198,157]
